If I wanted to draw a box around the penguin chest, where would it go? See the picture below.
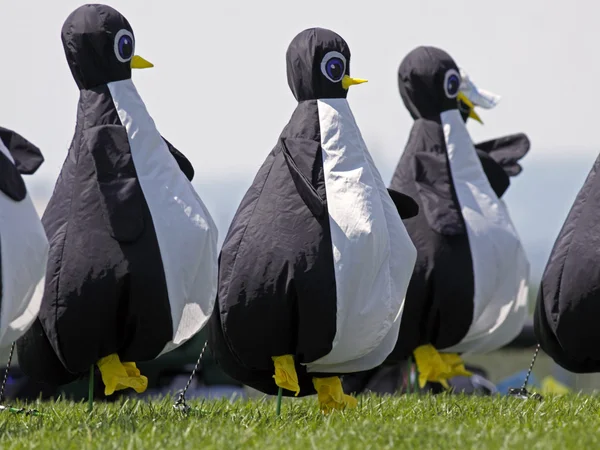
[0,141,48,347]
[441,111,529,349]
[307,99,416,370]
[106,79,219,352]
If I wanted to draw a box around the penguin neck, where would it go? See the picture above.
[440,109,490,188]
[316,98,362,154]
[106,79,156,133]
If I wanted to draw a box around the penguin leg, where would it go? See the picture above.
[272,355,300,396]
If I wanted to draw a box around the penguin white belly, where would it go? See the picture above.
[440,110,529,354]
[305,98,416,373]
[0,141,48,348]
[107,79,219,355]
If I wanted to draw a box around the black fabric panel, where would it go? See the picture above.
[386,118,473,362]
[162,137,194,182]
[474,133,530,177]
[534,154,600,373]
[387,188,419,219]
[17,86,172,383]
[406,121,465,236]
[209,101,336,397]
[0,150,26,201]
[0,127,44,175]
[87,125,145,242]
[476,149,510,198]
[280,137,326,219]
[16,318,78,385]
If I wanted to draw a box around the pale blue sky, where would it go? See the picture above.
[2,0,598,278]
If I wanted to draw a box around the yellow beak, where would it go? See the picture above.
[342,75,368,90]
[457,92,483,124]
[131,55,154,69]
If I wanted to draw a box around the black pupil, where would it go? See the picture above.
[327,58,344,81]
[447,75,459,96]
[119,35,133,60]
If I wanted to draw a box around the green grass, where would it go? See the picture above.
[0,394,598,449]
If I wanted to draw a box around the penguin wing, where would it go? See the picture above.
[411,129,465,236]
[280,137,326,219]
[475,149,510,198]
[0,127,44,175]
[86,124,145,242]
[474,133,530,177]
[162,137,195,182]
[0,148,26,201]
[386,188,419,219]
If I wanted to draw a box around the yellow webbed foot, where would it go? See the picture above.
[313,376,357,414]
[413,345,472,389]
[272,355,300,396]
[97,354,148,396]
[439,353,472,379]
[541,376,571,395]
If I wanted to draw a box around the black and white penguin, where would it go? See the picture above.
[386,47,529,387]
[534,153,600,373]
[209,27,417,411]
[0,127,47,348]
[17,4,218,395]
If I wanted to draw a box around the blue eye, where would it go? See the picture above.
[326,58,344,81]
[444,69,460,98]
[114,29,135,63]
[320,51,347,83]
[118,35,133,60]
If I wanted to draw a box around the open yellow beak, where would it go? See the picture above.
[457,92,483,124]
[131,55,154,69]
[342,75,368,90]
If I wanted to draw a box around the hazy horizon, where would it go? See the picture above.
[5,0,600,285]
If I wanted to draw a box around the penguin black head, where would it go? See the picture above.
[286,28,367,101]
[61,4,153,90]
[398,46,471,121]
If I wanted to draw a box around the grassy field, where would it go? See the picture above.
[0,394,598,449]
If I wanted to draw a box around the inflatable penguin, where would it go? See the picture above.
[17,4,218,396]
[342,67,531,395]
[209,28,417,411]
[535,149,600,372]
[0,127,48,349]
[386,47,529,388]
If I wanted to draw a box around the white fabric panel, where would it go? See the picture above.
[108,79,219,356]
[440,110,529,354]
[0,140,48,348]
[305,98,416,373]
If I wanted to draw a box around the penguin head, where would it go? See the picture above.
[61,4,153,90]
[398,46,468,120]
[286,28,367,101]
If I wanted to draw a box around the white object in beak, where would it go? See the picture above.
[459,68,502,109]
